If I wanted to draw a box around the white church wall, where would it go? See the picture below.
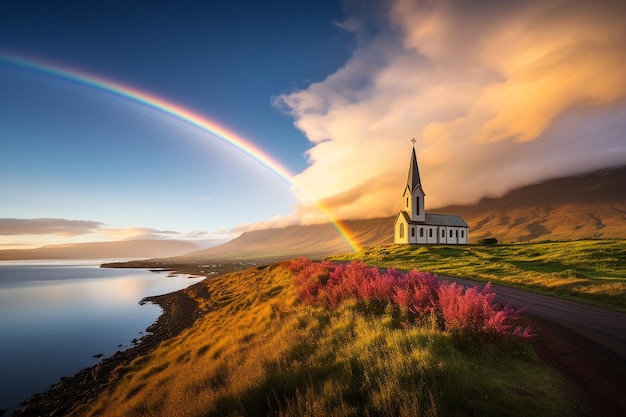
[439,227,447,244]
[458,228,469,244]
[412,192,426,223]
[415,226,424,244]
[396,222,468,245]
[426,227,437,244]
[395,218,409,244]
[447,228,458,244]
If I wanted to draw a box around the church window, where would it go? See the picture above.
[416,197,420,215]
[450,230,453,238]
[429,229,433,238]
[442,229,445,238]
[400,224,404,238]
[411,227,415,237]
[461,230,465,238]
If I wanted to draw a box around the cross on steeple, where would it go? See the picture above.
[411,137,417,147]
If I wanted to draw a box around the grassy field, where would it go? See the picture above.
[329,239,626,312]
[69,262,578,417]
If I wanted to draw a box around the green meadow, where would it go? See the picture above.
[69,261,579,417]
[330,239,626,312]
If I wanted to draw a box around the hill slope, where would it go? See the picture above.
[183,217,392,260]
[0,239,201,260]
[440,165,626,242]
[32,262,573,417]
[187,166,626,259]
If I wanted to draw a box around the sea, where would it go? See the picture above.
[0,259,205,414]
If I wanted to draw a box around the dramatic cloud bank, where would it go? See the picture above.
[0,218,102,236]
[276,0,626,222]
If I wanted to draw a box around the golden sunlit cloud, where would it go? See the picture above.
[100,227,179,240]
[273,0,626,222]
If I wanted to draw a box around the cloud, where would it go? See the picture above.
[98,227,233,248]
[275,0,626,222]
[100,227,180,240]
[0,218,102,236]
[0,218,233,250]
[167,229,234,248]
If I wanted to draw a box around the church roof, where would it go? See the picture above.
[406,146,422,193]
[425,213,469,227]
[397,211,469,228]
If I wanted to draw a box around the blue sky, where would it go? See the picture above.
[0,0,353,248]
[2,0,626,249]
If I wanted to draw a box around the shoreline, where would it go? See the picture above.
[9,261,626,417]
[12,279,206,417]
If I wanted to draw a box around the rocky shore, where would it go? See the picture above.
[8,260,626,417]
[5,260,260,417]
[12,283,205,417]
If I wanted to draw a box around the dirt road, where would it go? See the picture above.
[444,276,626,358]
[445,276,626,417]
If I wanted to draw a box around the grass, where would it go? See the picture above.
[329,239,626,312]
[69,262,577,417]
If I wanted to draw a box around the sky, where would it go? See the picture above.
[1,0,625,250]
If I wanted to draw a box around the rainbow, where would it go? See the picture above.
[0,53,361,252]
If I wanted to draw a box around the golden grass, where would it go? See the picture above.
[69,263,576,417]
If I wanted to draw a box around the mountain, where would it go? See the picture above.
[182,217,393,261]
[440,165,626,243]
[0,239,201,260]
[186,166,626,260]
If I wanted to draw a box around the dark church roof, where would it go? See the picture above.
[425,213,469,227]
[397,211,469,228]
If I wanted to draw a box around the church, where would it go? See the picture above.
[394,141,469,245]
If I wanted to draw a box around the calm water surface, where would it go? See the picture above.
[0,259,204,413]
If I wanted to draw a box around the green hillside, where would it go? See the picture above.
[330,240,626,312]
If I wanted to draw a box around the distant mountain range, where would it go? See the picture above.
[184,165,626,260]
[181,217,394,261]
[0,239,200,260]
[4,167,624,262]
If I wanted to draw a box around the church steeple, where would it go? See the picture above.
[406,138,423,194]
[402,138,426,223]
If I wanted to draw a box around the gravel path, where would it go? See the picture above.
[442,276,626,417]
[442,276,626,359]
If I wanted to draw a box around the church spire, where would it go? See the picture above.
[406,138,422,193]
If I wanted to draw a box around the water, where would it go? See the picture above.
[0,259,204,413]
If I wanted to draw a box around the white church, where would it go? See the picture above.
[394,141,469,245]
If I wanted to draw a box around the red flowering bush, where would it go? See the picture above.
[287,259,334,305]
[393,269,440,319]
[286,259,532,346]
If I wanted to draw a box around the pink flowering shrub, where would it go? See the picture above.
[393,269,441,319]
[287,259,333,305]
[437,282,532,347]
[286,259,532,346]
